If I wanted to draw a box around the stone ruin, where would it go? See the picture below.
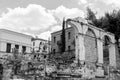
[63,17,117,79]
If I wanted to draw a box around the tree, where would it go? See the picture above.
[99,11,120,46]
[61,18,66,52]
[86,7,97,26]
[86,7,120,46]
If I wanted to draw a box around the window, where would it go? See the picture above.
[33,42,35,46]
[43,45,47,51]
[6,43,11,53]
[54,37,56,43]
[15,45,19,49]
[68,32,71,39]
[39,42,42,50]
[33,48,35,52]
[40,42,42,45]
[68,46,71,51]
[22,46,26,53]
[53,49,56,54]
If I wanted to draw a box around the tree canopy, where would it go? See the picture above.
[86,7,120,45]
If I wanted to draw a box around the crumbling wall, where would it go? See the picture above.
[84,28,97,63]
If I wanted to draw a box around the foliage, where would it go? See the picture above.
[86,7,120,45]
[86,7,97,26]
[61,18,66,52]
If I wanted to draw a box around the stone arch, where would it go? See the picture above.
[101,33,115,43]
[66,20,81,34]
[66,19,88,62]
[102,35,112,75]
[66,20,82,63]
[84,28,98,62]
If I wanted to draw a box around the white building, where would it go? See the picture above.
[32,37,51,53]
[0,29,32,55]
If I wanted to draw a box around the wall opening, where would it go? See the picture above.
[6,43,11,53]
[103,35,111,75]
[103,35,111,65]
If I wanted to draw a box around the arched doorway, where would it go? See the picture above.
[103,35,111,65]
[103,35,111,75]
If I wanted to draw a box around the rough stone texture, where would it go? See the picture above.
[51,27,75,53]
[116,45,120,69]
[84,29,97,63]
[51,17,117,79]
[115,45,120,80]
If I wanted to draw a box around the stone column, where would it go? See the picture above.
[26,47,31,53]
[75,33,85,63]
[19,45,22,53]
[78,34,85,61]
[97,39,103,64]
[75,34,79,63]
[11,44,14,52]
[0,42,6,52]
[96,38,104,77]
[109,44,116,67]
[69,20,88,63]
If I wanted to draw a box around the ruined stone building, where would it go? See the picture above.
[51,17,117,77]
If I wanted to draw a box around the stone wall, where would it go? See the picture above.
[51,27,75,53]
[84,29,97,63]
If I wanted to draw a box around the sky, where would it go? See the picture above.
[0,0,120,40]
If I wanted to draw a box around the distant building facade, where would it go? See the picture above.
[51,27,75,53]
[32,37,51,53]
[0,29,32,55]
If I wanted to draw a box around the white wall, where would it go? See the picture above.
[0,42,6,52]
[32,39,49,53]
[0,33,31,46]
[0,29,32,53]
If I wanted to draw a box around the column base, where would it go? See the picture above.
[96,63,104,77]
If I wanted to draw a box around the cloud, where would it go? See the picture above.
[51,25,61,32]
[0,4,84,40]
[0,4,56,33]
[78,0,87,5]
[38,31,51,40]
[51,5,85,22]
[37,25,62,40]
[101,0,120,7]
